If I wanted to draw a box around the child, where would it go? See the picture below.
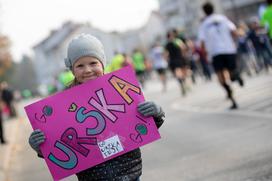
[28,34,165,181]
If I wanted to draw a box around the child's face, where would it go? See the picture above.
[72,56,104,84]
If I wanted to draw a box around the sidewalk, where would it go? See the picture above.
[0,98,49,181]
[0,117,20,181]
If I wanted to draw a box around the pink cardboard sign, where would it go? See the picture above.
[24,65,161,181]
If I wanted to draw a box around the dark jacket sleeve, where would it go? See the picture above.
[153,107,165,129]
[154,116,164,128]
[37,153,44,158]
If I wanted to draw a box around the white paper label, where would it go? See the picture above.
[98,135,124,158]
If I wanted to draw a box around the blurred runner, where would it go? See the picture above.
[149,42,168,92]
[185,39,201,84]
[1,81,16,118]
[0,85,7,144]
[122,53,133,67]
[108,52,125,72]
[165,30,188,96]
[261,0,272,44]
[173,29,190,85]
[198,2,244,109]
[132,49,146,88]
[247,17,272,72]
[194,41,212,81]
[236,22,259,76]
[58,70,75,90]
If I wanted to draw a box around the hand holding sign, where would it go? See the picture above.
[137,101,164,118]
[28,129,45,156]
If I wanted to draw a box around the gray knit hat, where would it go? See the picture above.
[64,34,106,70]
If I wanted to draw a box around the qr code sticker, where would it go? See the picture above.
[98,135,124,158]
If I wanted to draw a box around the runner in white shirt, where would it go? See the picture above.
[198,2,244,109]
[198,14,237,59]
[149,42,168,92]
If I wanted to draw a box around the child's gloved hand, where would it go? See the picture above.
[28,129,45,156]
[137,101,164,118]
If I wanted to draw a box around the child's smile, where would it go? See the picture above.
[72,56,104,83]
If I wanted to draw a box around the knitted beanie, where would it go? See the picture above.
[64,34,106,69]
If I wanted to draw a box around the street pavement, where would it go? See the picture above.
[0,72,272,181]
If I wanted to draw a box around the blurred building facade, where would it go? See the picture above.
[33,12,165,87]
[158,0,265,37]
[11,55,37,93]
[221,0,265,22]
[158,0,223,37]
